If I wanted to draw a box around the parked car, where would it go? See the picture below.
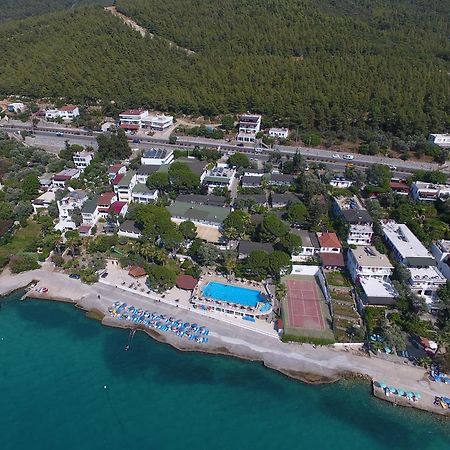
[343,154,354,160]
[101,272,108,278]
[132,138,140,144]
[56,131,64,136]
[332,153,340,159]
[69,273,81,279]
[236,143,244,147]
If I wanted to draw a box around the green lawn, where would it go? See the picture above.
[326,271,350,287]
[0,221,41,260]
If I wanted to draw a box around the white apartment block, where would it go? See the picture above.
[410,181,450,202]
[56,189,88,230]
[113,171,137,203]
[431,240,450,281]
[72,151,94,171]
[142,114,174,131]
[409,267,446,307]
[333,196,373,246]
[428,133,450,148]
[141,148,174,166]
[202,164,236,193]
[45,105,80,121]
[131,184,159,204]
[81,198,100,226]
[381,220,435,267]
[119,109,149,129]
[268,128,289,139]
[347,246,393,282]
[237,114,262,143]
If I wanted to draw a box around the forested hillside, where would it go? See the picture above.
[0,0,448,141]
[0,0,109,22]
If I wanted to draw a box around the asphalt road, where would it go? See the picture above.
[1,120,443,175]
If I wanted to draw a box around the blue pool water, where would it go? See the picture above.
[202,282,265,307]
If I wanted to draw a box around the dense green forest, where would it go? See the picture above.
[0,0,108,22]
[0,0,448,141]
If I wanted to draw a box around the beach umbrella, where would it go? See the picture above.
[389,387,397,394]
[396,389,405,396]
[378,382,387,389]
[406,392,414,399]
[415,393,421,399]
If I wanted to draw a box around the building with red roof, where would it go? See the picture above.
[119,109,149,129]
[45,105,80,121]
[176,275,198,290]
[110,201,128,216]
[317,232,342,253]
[128,266,146,278]
[319,252,345,269]
[108,163,126,180]
[97,192,117,218]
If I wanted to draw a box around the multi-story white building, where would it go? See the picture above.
[431,240,450,281]
[291,230,320,261]
[113,170,137,203]
[409,267,446,306]
[381,220,436,267]
[131,184,159,204]
[142,114,174,131]
[428,133,450,148]
[141,148,174,166]
[202,164,236,193]
[73,151,94,171]
[333,196,373,246]
[237,114,262,143]
[410,181,450,202]
[96,192,117,219]
[118,109,149,130]
[347,246,393,282]
[268,128,289,139]
[81,198,100,225]
[52,168,81,188]
[45,105,80,121]
[56,189,88,230]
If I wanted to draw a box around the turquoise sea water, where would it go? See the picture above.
[0,291,449,450]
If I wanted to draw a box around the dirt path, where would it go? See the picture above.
[104,6,195,55]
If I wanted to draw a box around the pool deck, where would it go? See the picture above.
[1,266,449,417]
[193,274,272,316]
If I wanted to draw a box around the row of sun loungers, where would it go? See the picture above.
[108,302,209,344]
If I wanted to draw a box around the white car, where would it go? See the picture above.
[389,165,397,170]
[343,154,354,160]
[332,153,340,159]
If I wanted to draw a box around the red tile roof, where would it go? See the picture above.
[59,105,78,112]
[389,181,409,191]
[176,275,198,290]
[112,173,125,185]
[97,192,116,206]
[318,232,341,249]
[128,266,146,278]
[78,224,92,234]
[120,109,147,116]
[119,123,140,130]
[110,201,127,214]
[319,252,345,268]
[108,163,123,174]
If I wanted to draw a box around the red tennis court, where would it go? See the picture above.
[286,279,325,330]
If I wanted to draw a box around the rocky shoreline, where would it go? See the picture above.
[1,268,449,417]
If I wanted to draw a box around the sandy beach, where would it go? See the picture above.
[1,267,449,417]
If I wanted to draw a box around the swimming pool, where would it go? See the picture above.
[202,282,266,308]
